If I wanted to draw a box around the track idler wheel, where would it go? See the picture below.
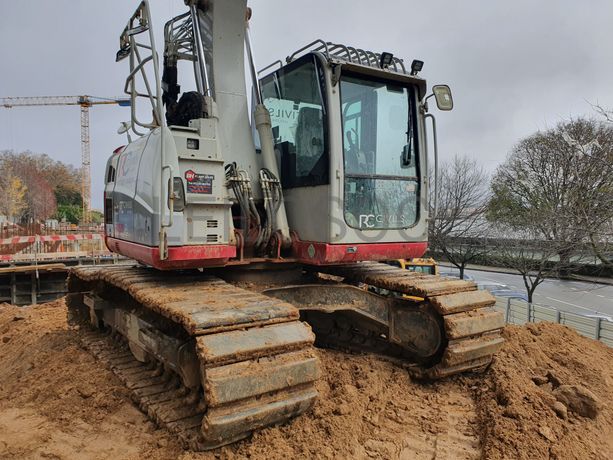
[388,303,444,361]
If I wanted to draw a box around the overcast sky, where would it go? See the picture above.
[1,0,612,209]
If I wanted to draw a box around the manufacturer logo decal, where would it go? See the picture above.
[184,170,214,194]
[359,214,409,228]
[185,170,196,182]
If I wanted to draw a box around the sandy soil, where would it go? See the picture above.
[0,300,611,460]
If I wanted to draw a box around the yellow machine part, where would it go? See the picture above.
[395,258,439,276]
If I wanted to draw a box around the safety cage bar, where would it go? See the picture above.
[115,0,165,137]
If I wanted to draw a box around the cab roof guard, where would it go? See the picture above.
[259,40,408,76]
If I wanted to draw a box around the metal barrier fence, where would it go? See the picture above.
[494,296,613,347]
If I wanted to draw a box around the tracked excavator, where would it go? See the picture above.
[67,0,505,450]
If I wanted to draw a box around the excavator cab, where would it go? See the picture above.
[256,45,431,263]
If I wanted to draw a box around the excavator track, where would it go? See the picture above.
[67,266,319,451]
[66,261,503,449]
[314,262,505,379]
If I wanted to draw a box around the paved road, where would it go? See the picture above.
[440,266,613,318]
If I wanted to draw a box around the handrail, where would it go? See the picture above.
[161,165,174,229]
[280,39,410,75]
[118,0,165,137]
[286,39,329,63]
[258,60,283,76]
[424,113,439,220]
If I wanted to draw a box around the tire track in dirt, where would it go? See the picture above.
[398,390,480,459]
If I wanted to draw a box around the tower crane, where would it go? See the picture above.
[1,95,130,223]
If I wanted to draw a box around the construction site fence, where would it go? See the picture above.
[0,233,110,262]
[494,296,613,348]
[0,223,103,238]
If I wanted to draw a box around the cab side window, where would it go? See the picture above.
[261,56,328,188]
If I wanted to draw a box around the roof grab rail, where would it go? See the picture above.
[258,60,283,76]
[345,46,363,65]
[355,48,371,65]
[287,39,330,63]
[261,39,412,76]
[328,43,351,60]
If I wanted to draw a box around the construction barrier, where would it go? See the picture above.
[494,296,613,348]
[0,233,110,262]
[0,233,103,245]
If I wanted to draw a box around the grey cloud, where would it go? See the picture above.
[1,0,612,208]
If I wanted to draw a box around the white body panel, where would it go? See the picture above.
[202,0,264,188]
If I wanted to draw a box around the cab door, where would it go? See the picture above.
[260,54,331,243]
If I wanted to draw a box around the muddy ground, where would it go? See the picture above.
[1,300,611,459]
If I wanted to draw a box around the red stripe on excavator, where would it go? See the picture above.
[292,240,428,265]
[105,237,235,270]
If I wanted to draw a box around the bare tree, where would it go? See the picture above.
[489,227,574,302]
[589,105,613,268]
[430,155,490,279]
[592,102,613,123]
[488,118,613,275]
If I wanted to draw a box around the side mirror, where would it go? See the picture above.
[432,85,454,111]
[117,122,129,135]
[117,122,132,143]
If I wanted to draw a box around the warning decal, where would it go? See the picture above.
[185,169,214,194]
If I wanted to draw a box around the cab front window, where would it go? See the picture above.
[340,74,419,230]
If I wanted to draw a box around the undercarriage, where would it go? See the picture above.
[67,262,504,450]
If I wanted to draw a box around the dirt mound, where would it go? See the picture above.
[1,301,611,459]
[476,323,613,460]
[0,300,177,460]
